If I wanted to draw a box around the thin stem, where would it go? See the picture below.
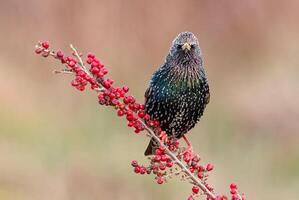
[70,44,92,77]
[53,69,74,74]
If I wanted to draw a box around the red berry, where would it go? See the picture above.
[68,60,76,68]
[91,67,100,74]
[161,155,168,162]
[197,165,204,172]
[42,51,49,57]
[189,167,195,173]
[152,166,159,174]
[134,129,140,134]
[41,41,49,49]
[98,93,104,100]
[134,103,140,110]
[122,86,129,93]
[230,183,237,190]
[206,163,214,171]
[77,71,85,77]
[87,53,95,59]
[128,103,135,110]
[107,78,114,85]
[35,47,43,54]
[159,146,166,151]
[81,80,88,86]
[134,166,140,173]
[230,189,237,195]
[144,114,150,121]
[93,58,100,63]
[109,92,115,100]
[77,85,85,91]
[154,155,161,162]
[192,186,199,194]
[241,194,245,200]
[71,80,79,87]
[86,58,93,64]
[174,140,179,146]
[197,171,204,179]
[126,110,133,116]
[66,56,73,62]
[184,155,191,163]
[102,67,108,75]
[159,164,166,170]
[131,160,138,167]
[91,61,99,68]
[128,121,134,127]
[123,97,130,104]
[166,161,173,167]
[117,109,125,116]
[111,99,120,106]
[147,120,155,127]
[73,67,81,73]
[56,50,64,58]
[126,114,134,121]
[156,177,164,184]
[91,84,98,90]
[231,194,239,200]
[140,167,146,174]
[155,148,163,155]
[126,95,135,104]
[102,80,111,89]
[153,120,160,127]
[138,111,145,118]
[140,104,145,110]
[61,57,67,64]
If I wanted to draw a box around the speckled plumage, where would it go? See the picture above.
[144,32,210,155]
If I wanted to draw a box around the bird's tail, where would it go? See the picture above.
[144,138,157,156]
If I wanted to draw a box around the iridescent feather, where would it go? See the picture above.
[144,32,210,155]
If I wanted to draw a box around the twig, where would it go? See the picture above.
[70,44,91,76]
[35,41,244,200]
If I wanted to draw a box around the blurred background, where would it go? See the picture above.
[0,0,299,199]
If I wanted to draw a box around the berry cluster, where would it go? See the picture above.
[132,145,175,184]
[36,42,99,91]
[35,41,245,200]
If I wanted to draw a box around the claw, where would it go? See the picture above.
[159,131,169,143]
[182,135,193,153]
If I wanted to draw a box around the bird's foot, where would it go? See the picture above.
[159,131,169,144]
[186,144,193,153]
[182,135,193,151]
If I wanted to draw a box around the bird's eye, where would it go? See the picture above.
[177,44,182,49]
[190,44,195,49]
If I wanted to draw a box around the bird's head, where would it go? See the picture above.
[168,32,201,64]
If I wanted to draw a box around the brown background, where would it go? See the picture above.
[0,0,299,199]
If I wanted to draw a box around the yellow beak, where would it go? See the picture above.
[182,43,191,51]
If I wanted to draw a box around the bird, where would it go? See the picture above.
[144,32,210,156]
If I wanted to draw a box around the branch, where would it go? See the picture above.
[35,41,245,200]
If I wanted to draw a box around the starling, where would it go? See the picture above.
[144,32,210,155]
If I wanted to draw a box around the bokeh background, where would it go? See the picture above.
[0,0,299,199]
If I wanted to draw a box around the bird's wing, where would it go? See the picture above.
[144,66,162,104]
[200,68,210,105]
[144,86,152,104]
[204,90,210,105]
